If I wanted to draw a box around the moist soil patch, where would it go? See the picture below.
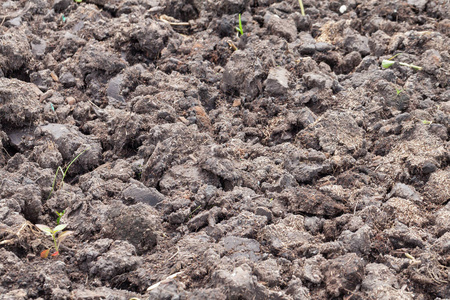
[0,0,449,299]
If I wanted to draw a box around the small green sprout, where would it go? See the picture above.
[36,223,73,258]
[55,210,65,225]
[405,253,415,260]
[395,88,404,96]
[74,0,82,3]
[421,120,432,125]
[405,252,421,267]
[382,60,422,71]
[235,14,243,36]
[48,148,89,199]
[382,53,422,71]
[298,0,305,16]
[187,205,202,220]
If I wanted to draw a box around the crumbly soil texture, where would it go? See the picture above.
[1,0,450,299]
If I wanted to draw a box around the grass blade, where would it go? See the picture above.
[63,148,89,177]
[298,0,305,16]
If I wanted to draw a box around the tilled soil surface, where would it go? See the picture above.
[0,0,449,299]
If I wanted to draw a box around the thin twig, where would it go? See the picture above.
[167,247,180,261]
[159,15,190,26]
[147,272,184,291]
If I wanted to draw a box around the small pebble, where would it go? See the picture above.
[40,90,54,102]
[66,96,76,105]
[178,116,189,125]
[232,99,241,107]
[50,71,59,82]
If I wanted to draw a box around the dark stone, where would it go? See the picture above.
[53,0,72,12]
[422,161,437,174]
[59,72,76,88]
[255,207,273,222]
[395,113,411,123]
[122,185,165,206]
[299,43,316,55]
[315,42,333,52]
[293,13,312,31]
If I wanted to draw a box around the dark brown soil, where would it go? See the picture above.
[0,0,449,299]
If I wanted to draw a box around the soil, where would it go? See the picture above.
[0,0,449,299]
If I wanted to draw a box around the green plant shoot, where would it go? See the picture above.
[48,148,89,199]
[36,224,73,258]
[187,205,202,221]
[382,54,422,71]
[395,88,404,96]
[55,210,65,225]
[298,0,305,16]
[235,14,243,36]
[382,59,422,71]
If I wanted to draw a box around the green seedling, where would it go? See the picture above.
[36,223,73,258]
[382,59,422,71]
[235,14,243,36]
[421,120,432,125]
[405,252,421,267]
[48,148,89,199]
[74,0,82,3]
[55,210,65,225]
[395,88,404,96]
[187,205,202,220]
[298,0,305,16]
[382,54,422,71]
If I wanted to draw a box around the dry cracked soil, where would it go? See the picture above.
[0,0,449,299]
